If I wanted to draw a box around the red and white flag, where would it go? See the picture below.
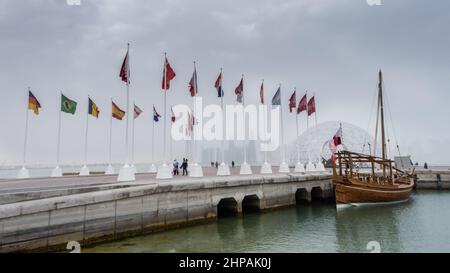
[188,67,198,97]
[133,104,143,119]
[307,96,316,116]
[289,91,296,113]
[235,77,243,103]
[162,56,176,90]
[297,93,307,114]
[120,45,130,84]
[333,127,343,146]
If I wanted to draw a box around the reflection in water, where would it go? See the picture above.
[83,191,450,253]
[335,202,405,253]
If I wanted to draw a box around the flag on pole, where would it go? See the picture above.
[307,96,316,116]
[289,91,296,113]
[189,67,198,97]
[88,98,100,118]
[153,106,161,122]
[133,104,143,119]
[171,107,176,123]
[235,77,243,103]
[271,87,281,106]
[28,91,41,115]
[215,72,224,97]
[162,57,176,90]
[120,46,130,84]
[61,94,77,115]
[259,81,264,104]
[333,127,343,146]
[112,101,126,120]
[297,94,307,114]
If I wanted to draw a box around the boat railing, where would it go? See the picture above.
[334,150,412,185]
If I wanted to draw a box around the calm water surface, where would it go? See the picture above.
[84,191,450,253]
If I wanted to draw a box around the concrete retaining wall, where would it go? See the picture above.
[0,173,332,253]
[415,170,450,190]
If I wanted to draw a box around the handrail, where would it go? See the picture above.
[333,150,413,180]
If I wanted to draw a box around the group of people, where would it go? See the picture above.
[173,158,189,176]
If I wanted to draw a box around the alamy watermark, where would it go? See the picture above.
[171,98,280,152]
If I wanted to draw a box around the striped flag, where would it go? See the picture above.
[134,104,143,119]
[28,90,41,115]
[88,98,100,118]
[112,101,125,120]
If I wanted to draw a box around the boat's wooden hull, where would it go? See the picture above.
[333,179,414,206]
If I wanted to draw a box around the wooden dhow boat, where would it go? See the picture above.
[332,70,414,208]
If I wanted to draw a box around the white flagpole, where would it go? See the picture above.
[152,107,155,162]
[125,46,130,166]
[306,91,309,130]
[263,80,268,164]
[164,54,167,164]
[118,43,135,181]
[56,91,62,166]
[220,68,224,164]
[170,106,173,162]
[132,101,135,166]
[242,74,247,164]
[280,84,285,162]
[295,88,300,163]
[192,61,197,165]
[109,98,113,165]
[84,97,90,165]
[51,91,63,177]
[22,88,30,167]
[314,92,318,127]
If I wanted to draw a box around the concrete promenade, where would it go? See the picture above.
[0,167,333,252]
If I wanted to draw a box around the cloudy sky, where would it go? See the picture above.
[0,0,449,166]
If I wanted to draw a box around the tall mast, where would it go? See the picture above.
[378,70,386,161]
[378,70,387,176]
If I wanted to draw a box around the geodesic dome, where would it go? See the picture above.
[288,121,374,165]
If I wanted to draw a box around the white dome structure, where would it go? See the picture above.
[288,121,373,165]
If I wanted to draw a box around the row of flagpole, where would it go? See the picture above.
[17,43,323,180]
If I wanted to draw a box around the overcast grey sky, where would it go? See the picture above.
[0,0,449,166]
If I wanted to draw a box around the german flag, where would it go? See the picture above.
[112,101,125,120]
[88,98,100,118]
[28,91,41,115]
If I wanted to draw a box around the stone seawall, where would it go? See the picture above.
[0,173,332,253]
[415,170,450,190]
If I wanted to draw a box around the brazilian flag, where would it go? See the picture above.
[61,94,77,114]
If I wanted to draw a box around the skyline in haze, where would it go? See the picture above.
[1,0,449,166]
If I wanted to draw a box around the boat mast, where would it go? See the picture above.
[378,70,387,176]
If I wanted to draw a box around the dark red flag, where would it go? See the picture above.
[289,91,296,113]
[333,127,343,146]
[120,47,130,84]
[297,94,307,114]
[307,96,316,116]
[162,57,176,90]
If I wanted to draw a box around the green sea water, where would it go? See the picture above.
[84,191,450,253]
